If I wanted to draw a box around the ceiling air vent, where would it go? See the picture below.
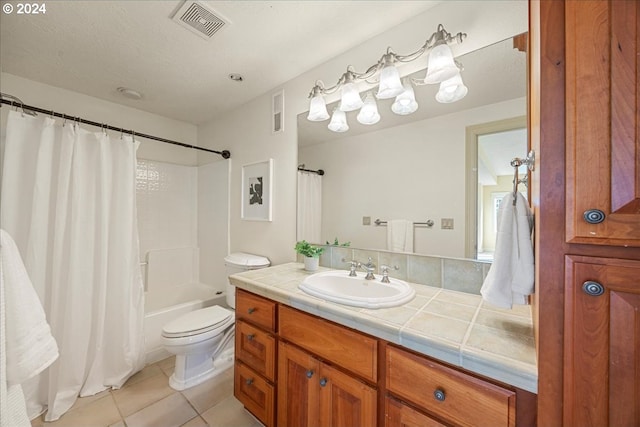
[171,1,229,40]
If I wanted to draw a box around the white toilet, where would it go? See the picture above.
[161,252,270,390]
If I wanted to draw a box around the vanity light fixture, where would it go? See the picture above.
[307,24,467,132]
[327,108,349,132]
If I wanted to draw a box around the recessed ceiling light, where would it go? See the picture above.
[228,73,244,82]
[117,87,143,100]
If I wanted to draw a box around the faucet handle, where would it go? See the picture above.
[342,258,360,276]
[380,265,399,283]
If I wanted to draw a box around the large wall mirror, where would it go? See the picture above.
[297,11,528,262]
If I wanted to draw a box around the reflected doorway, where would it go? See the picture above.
[465,116,528,260]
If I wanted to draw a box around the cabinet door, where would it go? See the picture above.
[565,0,640,246]
[277,342,320,427]
[385,396,447,427]
[318,362,377,427]
[564,256,640,426]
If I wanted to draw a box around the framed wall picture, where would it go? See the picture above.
[241,159,273,221]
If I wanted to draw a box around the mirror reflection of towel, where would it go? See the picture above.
[480,193,534,309]
[387,220,414,252]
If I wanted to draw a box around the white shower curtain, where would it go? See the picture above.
[297,171,322,243]
[0,110,145,421]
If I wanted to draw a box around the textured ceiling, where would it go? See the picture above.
[0,0,440,124]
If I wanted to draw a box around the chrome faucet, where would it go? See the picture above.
[360,257,376,280]
[380,265,399,283]
[342,258,360,277]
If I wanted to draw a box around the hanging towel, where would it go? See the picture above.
[387,220,414,252]
[1,229,59,385]
[480,193,534,309]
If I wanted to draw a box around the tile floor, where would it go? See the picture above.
[30,357,262,427]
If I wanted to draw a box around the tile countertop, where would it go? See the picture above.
[229,262,537,394]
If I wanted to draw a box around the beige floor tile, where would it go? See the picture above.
[180,368,234,413]
[200,396,261,427]
[180,416,209,427]
[155,356,176,377]
[37,394,121,427]
[124,364,165,387]
[112,370,174,417]
[108,421,126,427]
[124,392,197,427]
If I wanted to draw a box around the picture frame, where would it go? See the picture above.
[241,159,273,221]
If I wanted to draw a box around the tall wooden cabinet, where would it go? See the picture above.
[534,0,640,426]
[565,0,640,245]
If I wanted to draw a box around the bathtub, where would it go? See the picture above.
[144,283,227,364]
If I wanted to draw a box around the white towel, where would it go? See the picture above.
[480,193,534,309]
[387,220,414,252]
[1,229,58,385]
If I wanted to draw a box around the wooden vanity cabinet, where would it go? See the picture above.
[278,306,377,427]
[234,289,277,426]
[234,288,534,426]
[278,341,377,427]
[386,345,516,427]
[385,396,448,427]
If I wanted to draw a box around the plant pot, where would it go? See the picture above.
[304,256,319,272]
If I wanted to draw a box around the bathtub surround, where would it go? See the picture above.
[1,111,145,421]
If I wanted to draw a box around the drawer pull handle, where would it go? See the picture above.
[582,281,605,297]
[245,378,254,386]
[306,370,314,379]
[434,388,446,402]
[583,209,605,224]
[248,307,256,314]
[319,377,328,387]
[247,334,255,341]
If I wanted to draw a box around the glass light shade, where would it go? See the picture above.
[339,83,364,111]
[424,43,459,84]
[307,94,330,121]
[376,64,404,99]
[357,93,381,125]
[328,108,349,132]
[391,82,419,115]
[435,73,468,103]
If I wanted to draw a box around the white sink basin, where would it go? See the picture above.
[299,270,415,309]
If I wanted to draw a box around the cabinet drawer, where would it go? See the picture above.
[236,289,277,332]
[385,396,447,427]
[279,305,377,383]
[234,361,275,427]
[386,346,516,427]
[235,319,276,381]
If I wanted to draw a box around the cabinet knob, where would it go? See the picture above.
[245,378,254,386]
[247,334,255,341]
[583,209,605,224]
[582,280,605,297]
[434,388,446,402]
[319,377,328,387]
[306,370,314,379]
[247,307,256,314]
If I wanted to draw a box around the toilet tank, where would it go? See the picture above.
[224,252,270,308]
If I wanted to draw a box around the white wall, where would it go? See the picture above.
[196,1,528,264]
[300,98,525,258]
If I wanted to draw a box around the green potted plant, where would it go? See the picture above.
[294,240,324,271]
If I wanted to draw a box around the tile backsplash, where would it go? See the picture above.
[314,245,491,295]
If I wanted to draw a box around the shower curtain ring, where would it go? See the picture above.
[120,128,124,139]
[132,130,136,142]
[62,114,66,127]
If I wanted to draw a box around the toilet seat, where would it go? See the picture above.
[162,305,234,339]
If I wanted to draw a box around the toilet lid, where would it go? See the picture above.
[162,305,233,337]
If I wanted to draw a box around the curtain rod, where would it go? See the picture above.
[0,95,231,159]
[297,164,325,175]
